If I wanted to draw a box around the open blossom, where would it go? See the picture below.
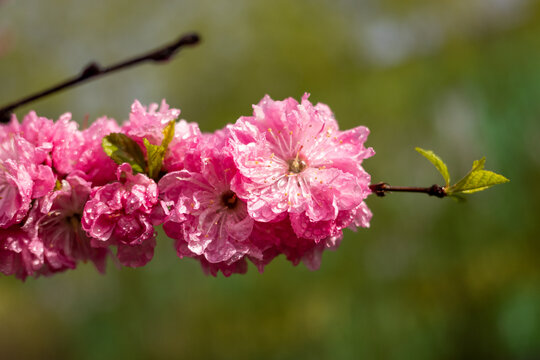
[159,132,261,276]
[82,164,158,267]
[122,99,201,172]
[1,112,54,159]
[4,111,83,175]
[229,93,374,240]
[45,113,83,175]
[0,135,55,228]
[122,99,181,145]
[33,172,109,274]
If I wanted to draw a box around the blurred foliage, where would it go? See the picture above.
[1,0,539,359]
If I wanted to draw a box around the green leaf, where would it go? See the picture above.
[448,157,509,194]
[449,157,485,193]
[450,170,509,194]
[161,121,175,150]
[415,147,450,186]
[144,138,165,180]
[141,121,176,180]
[102,133,146,173]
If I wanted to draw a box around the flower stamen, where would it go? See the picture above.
[221,190,238,209]
[288,145,307,173]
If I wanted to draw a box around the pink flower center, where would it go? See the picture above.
[221,190,238,209]
[288,158,307,173]
[287,146,307,174]
[67,213,82,231]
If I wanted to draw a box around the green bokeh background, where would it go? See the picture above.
[1,1,539,359]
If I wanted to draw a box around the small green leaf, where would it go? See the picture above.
[449,170,509,194]
[415,147,450,186]
[144,138,165,180]
[102,133,146,173]
[161,121,175,150]
[471,157,486,172]
[448,157,509,194]
[141,121,175,180]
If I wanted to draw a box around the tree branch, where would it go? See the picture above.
[369,182,447,198]
[0,32,201,123]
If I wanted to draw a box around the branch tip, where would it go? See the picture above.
[179,32,201,45]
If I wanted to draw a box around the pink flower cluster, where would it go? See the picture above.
[0,94,374,280]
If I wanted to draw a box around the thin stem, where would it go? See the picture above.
[0,32,201,123]
[369,182,447,198]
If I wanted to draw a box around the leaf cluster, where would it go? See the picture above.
[415,147,509,200]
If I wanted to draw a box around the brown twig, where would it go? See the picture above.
[0,32,201,123]
[369,182,447,198]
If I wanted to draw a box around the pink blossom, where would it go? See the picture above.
[160,159,253,263]
[159,132,260,274]
[33,172,109,274]
[229,93,374,239]
[1,112,54,159]
[289,202,373,241]
[163,119,201,172]
[76,116,120,185]
[0,159,33,229]
[122,99,181,146]
[0,136,55,228]
[249,218,340,271]
[3,111,83,175]
[121,100,201,172]
[81,163,158,267]
[0,226,44,280]
[48,113,84,175]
